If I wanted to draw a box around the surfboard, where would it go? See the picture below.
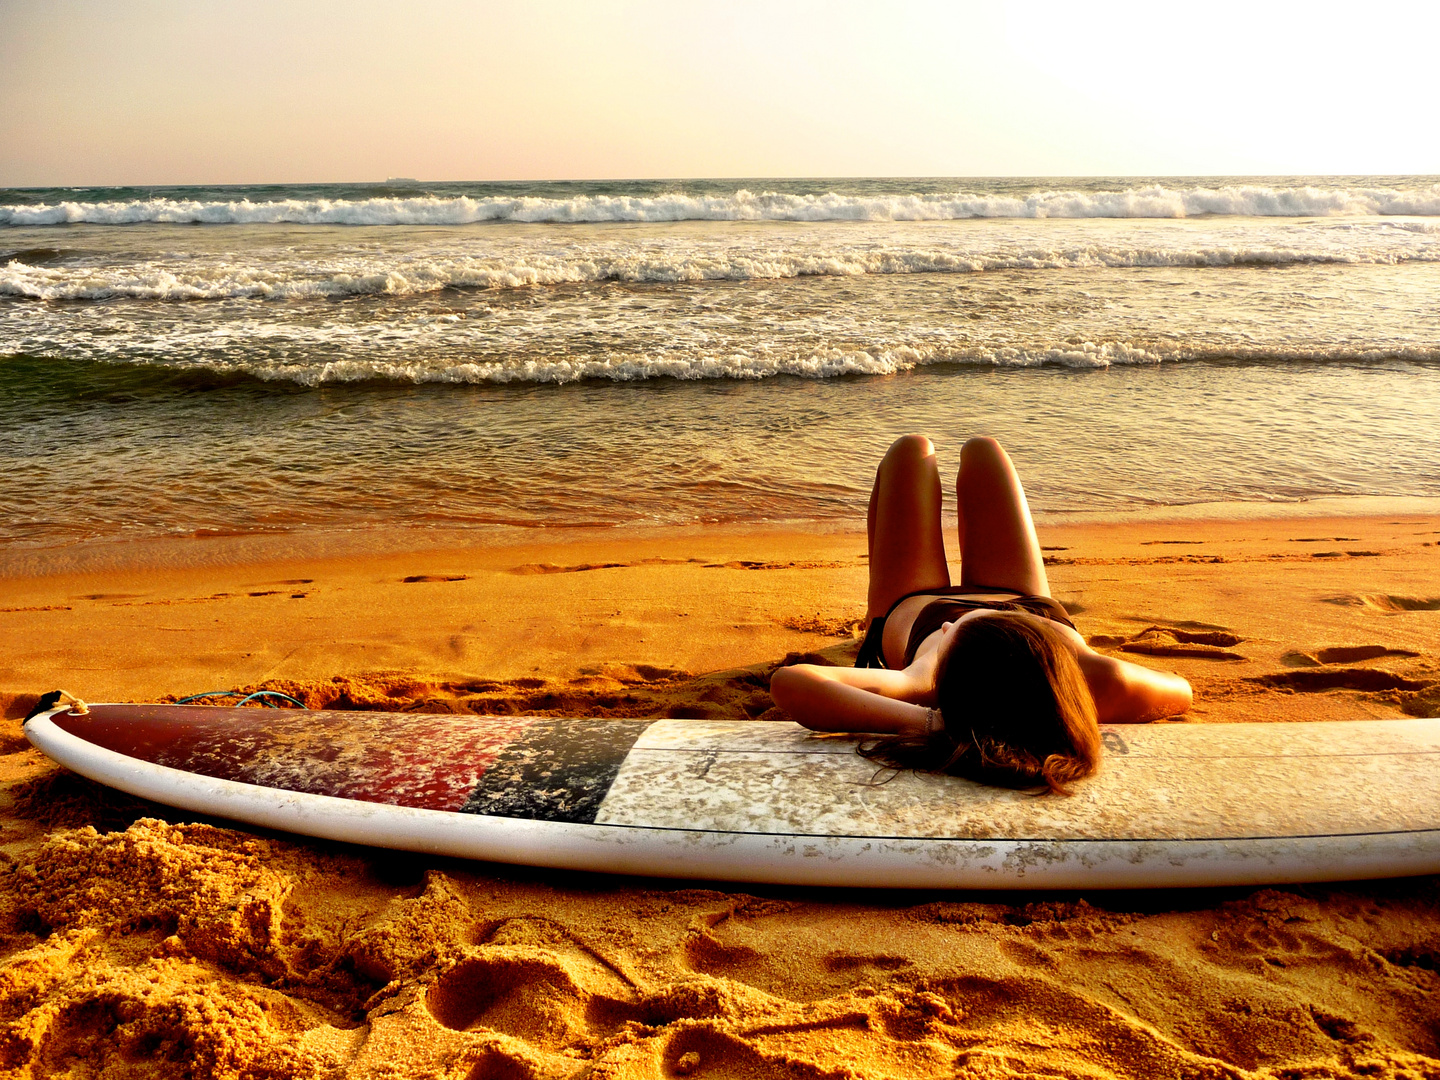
[23,702,1440,889]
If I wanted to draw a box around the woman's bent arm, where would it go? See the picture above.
[1049,622,1192,723]
[769,664,931,735]
[1078,652,1193,724]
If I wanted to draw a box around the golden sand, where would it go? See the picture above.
[2,514,1439,1078]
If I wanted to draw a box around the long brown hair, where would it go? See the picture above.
[860,611,1100,795]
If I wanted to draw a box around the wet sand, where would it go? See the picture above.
[2,513,1439,1077]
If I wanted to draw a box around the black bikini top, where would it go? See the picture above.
[903,592,1076,666]
[855,587,1076,670]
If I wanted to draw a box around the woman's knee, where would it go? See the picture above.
[960,435,1005,463]
[883,433,937,467]
[958,437,1017,488]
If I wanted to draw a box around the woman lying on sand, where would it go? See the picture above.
[770,435,1192,793]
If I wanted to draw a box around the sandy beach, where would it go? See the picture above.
[2,511,1438,1078]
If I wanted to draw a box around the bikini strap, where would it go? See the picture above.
[854,616,888,669]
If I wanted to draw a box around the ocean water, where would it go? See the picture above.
[3,177,1439,552]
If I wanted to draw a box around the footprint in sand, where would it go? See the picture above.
[1132,618,1234,632]
[25,997,132,1074]
[1106,626,1247,661]
[426,948,593,1042]
[662,1026,796,1080]
[1322,594,1440,613]
[681,903,912,1002]
[1251,669,1430,693]
[509,562,625,575]
[705,560,845,571]
[426,917,640,1051]
[1311,645,1421,664]
[662,1011,884,1080]
[1087,635,1128,648]
[930,974,1229,1076]
[509,558,705,575]
[463,1049,540,1080]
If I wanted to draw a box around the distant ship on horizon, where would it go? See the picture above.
[384,177,420,185]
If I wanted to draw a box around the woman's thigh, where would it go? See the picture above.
[867,434,951,620]
[955,436,1050,597]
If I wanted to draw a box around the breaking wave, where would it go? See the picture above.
[6,239,1438,300]
[29,341,1438,389]
[5,183,1440,227]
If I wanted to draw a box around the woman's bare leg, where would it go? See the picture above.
[867,434,950,621]
[955,436,1050,597]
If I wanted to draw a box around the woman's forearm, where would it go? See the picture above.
[770,665,930,734]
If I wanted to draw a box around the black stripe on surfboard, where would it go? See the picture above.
[461,718,655,824]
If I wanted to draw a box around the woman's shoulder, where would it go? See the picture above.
[1073,648,1193,723]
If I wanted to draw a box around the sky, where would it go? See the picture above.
[2,0,1438,186]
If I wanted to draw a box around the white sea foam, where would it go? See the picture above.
[5,238,1438,301]
[68,338,1431,388]
[5,183,1440,227]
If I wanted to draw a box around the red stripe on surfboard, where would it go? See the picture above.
[51,705,539,811]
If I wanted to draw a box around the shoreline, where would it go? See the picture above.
[4,508,1437,720]
[6,492,1440,580]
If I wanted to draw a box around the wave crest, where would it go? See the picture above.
[5,239,1437,300]
[5,183,1440,227]
[59,341,1438,389]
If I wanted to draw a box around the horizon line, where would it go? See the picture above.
[5,172,1440,192]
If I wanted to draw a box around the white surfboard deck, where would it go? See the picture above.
[24,704,1440,889]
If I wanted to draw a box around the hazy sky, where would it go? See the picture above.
[3,0,1438,185]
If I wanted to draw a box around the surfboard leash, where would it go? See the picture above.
[24,688,306,723]
[24,689,89,721]
[174,689,307,709]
